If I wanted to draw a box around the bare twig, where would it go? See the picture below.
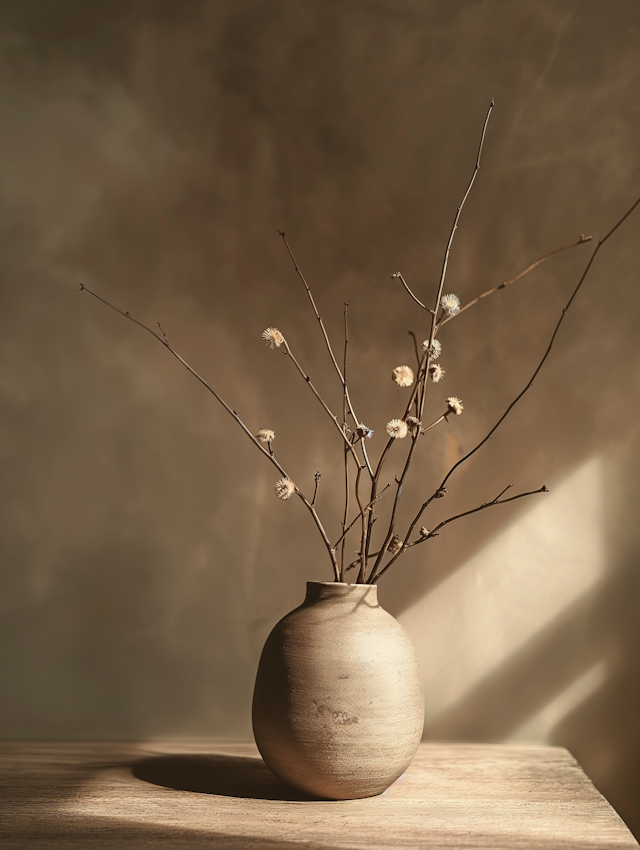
[332,483,391,550]
[372,485,548,583]
[340,304,350,580]
[439,235,593,328]
[408,331,421,368]
[421,412,448,434]
[279,333,372,570]
[78,283,340,580]
[429,99,494,330]
[277,230,373,478]
[354,460,368,583]
[157,322,169,345]
[280,336,363,470]
[391,272,434,313]
[311,468,322,506]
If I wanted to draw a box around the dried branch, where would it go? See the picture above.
[279,333,372,577]
[311,469,322,506]
[340,304,350,580]
[332,483,391,550]
[438,234,593,328]
[278,230,373,478]
[421,412,448,434]
[78,283,340,580]
[371,484,548,583]
[391,272,434,314]
[354,459,368,582]
[280,336,363,470]
[408,331,421,368]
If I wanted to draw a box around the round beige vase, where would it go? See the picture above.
[252,581,424,800]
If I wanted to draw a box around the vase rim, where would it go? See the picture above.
[308,581,370,587]
[304,581,378,602]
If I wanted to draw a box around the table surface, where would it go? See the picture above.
[0,741,637,849]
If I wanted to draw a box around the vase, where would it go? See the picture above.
[252,581,424,799]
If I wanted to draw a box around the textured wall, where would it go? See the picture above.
[1,0,639,836]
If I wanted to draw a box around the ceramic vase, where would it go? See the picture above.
[252,581,424,799]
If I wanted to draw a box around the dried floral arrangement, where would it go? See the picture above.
[79,101,639,586]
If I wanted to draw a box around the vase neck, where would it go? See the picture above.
[304,581,378,605]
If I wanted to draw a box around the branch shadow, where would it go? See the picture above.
[131,753,321,802]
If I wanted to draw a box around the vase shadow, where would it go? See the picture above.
[131,754,322,802]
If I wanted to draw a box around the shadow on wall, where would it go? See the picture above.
[398,455,640,837]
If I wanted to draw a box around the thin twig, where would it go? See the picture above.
[408,331,421,368]
[340,304,350,581]
[311,469,322,506]
[439,235,593,328]
[78,283,340,579]
[391,272,434,313]
[332,483,391,550]
[280,336,364,471]
[277,230,373,478]
[355,460,368,583]
[280,333,372,566]
[421,412,448,434]
[376,190,640,582]
[372,485,548,583]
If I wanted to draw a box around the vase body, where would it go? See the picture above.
[252,581,424,799]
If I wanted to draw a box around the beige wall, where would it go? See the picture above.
[1,0,640,836]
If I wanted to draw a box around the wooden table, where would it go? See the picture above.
[1,741,637,849]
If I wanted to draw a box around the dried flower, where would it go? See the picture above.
[406,416,421,432]
[256,428,275,444]
[386,418,408,439]
[421,338,442,359]
[419,527,430,538]
[392,365,414,387]
[440,293,461,316]
[390,271,401,279]
[356,424,374,440]
[446,396,464,416]
[388,534,403,554]
[262,327,284,349]
[429,363,445,383]
[274,477,295,500]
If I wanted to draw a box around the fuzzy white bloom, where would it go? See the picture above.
[262,327,284,349]
[386,418,409,439]
[429,363,445,383]
[356,424,374,440]
[274,477,295,499]
[446,396,464,416]
[392,365,414,387]
[256,428,275,444]
[388,534,403,554]
[406,416,421,432]
[419,526,430,538]
[421,338,442,359]
[440,293,461,316]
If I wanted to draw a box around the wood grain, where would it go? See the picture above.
[0,741,637,849]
